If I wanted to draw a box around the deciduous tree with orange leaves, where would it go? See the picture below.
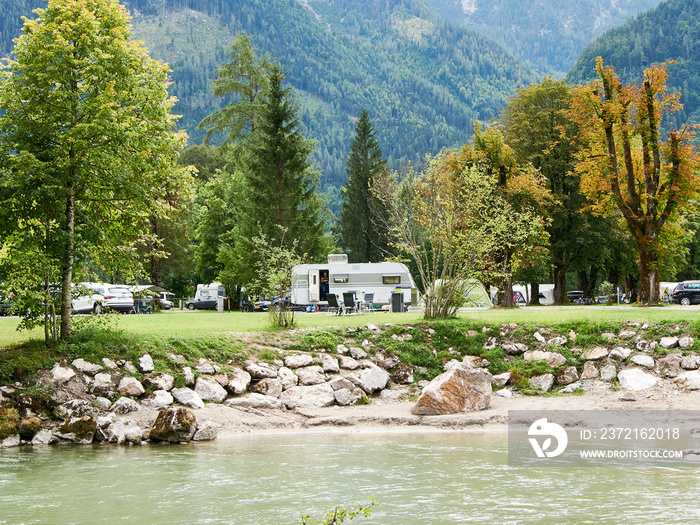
[570,57,700,304]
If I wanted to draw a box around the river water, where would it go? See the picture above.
[1,431,698,524]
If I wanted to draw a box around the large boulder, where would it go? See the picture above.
[524,350,566,368]
[111,397,140,414]
[194,376,227,403]
[51,364,76,385]
[675,371,700,390]
[55,415,97,444]
[143,373,174,392]
[251,378,284,398]
[277,367,299,390]
[91,373,113,395]
[226,367,252,395]
[71,358,103,376]
[618,369,659,391]
[350,365,390,395]
[104,420,143,445]
[529,373,555,392]
[117,377,145,397]
[411,366,492,415]
[296,366,327,386]
[145,390,174,408]
[192,420,218,441]
[139,354,154,373]
[225,393,282,410]
[150,407,197,443]
[244,362,278,379]
[284,354,314,369]
[279,383,336,409]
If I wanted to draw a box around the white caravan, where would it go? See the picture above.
[195,282,226,300]
[291,254,417,308]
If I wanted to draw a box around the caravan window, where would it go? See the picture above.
[333,274,349,283]
[382,275,401,285]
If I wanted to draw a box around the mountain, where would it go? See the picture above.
[423,0,664,77]
[567,0,700,126]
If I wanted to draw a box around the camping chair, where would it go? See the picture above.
[342,292,360,315]
[326,294,343,316]
[362,292,374,313]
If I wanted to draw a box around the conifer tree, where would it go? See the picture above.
[228,64,325,289]
[340,110,389,263]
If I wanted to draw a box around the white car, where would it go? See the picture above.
[159,291,174,310]
[72,285,105,314]
[81,282,134,313]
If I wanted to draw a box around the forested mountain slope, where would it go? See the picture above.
[567,0,700,126]
[1,0,535,202]
[423,0,664,77]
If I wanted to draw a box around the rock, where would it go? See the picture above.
[656,354,682,378]
[483,337,498,350]
[618,369,659,391]
[601,332,616,341]
[556,367,579,385]
[492,372,511,387]
[351,365,390,394]
[244,362,278,379]
[334,387,364,406]
[117,377,145,397]
[105,420,143,445]
[631,354,655,369]
[138,354,154,373]
[111,396,140,414]
[194,362,216,375]
[171,387,205,409]
[533,332,546,343]
[31,429,56,445]
[19,415,42,440]
[51,365,76,384]
[495,388,513,398]
[123,361,138,374]
[462,355,489,368]
[349,347,368,360]
[71,358,103,376]
[524,350,567,368]
[600,364,617,382]
[389,363,414,384]
[284,354,314,369]
[619,329,636,338]
[225,393,282,410]
[295,365,327,386]
[277,367,299,390]
[375,351,400,369]
[547,336,567,346]
[92,373,113,395]
[529,374,554,392]
[636,340,657,352]
[55,415,97,444]
[320,354,340,373]
[411,366,492,415]
[93,397,112,410]
[145,390,174,408]
[1,434,20,448]
[280,383,336,409]
[226,367,252,394]
[560,382,582,394]
[679,336,695,349]
[102,358,118,370]
[681,356,700,370]
[57,399,98,419]
[213,374,229,387]
[582,346,609,360]
[183,366,195,386]
[444,359,461,372]
[502,343,528,355]
[339,356,360,370]
[329,377,355,391]
[675,371,700,390]
[192,420,218,441]
[336,344,349,355]
[569,330,577,341]
[580,361,599,380]
[143,373,174,392]
[660,336,679,349]
[194,376,228,403]
[252,378,284,398]
[366,323,380,332]
[609,347,633,360]
[377,388,409,403]
[150,407,197,443]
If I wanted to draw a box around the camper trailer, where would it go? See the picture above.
[291,254,417,309]
[194,282,226,301]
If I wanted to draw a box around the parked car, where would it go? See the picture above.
[671,281,700,305]
[72,285,105,314]
[159,292,174,310]
[567,290,594,305]
[0,295,12,316]
[185,295,218,310]
[81,283,134,313]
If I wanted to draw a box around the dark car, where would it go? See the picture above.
[671,281,700,305]
[0,296,12,316]
[185,295,218,310]
[567,290,594,305]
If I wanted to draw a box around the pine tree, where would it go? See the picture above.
[340,110,389,263]
[230,64,325,289]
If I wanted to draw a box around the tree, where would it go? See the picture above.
[229,64,326,288]
[0,0,191,339]
[339,109,389,263]
[570,58,700,303]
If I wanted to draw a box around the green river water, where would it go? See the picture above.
[1,431,698,524]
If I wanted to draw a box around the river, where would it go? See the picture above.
[1,431,698,524]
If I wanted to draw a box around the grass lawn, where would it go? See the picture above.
[3,305,700,347]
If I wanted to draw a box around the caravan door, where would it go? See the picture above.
[308,270,320,302]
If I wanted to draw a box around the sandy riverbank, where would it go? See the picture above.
[123,383,700,439]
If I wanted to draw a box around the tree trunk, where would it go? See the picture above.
[60,181,75,339]
[497,248,514,308]
[529,282,540,305]
[637,236,660,303]
[553,265,568,304]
